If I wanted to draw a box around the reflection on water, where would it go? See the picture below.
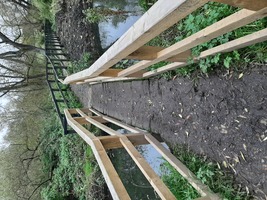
[110,127,170,199]
[95,0,144,48]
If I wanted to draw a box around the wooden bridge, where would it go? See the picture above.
[45,0,267,199]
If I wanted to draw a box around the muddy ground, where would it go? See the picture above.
[55,0,267,199]
[56,0,103,61]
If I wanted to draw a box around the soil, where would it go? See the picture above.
[73,69,267,200]
[55,0,103,61]
[55,1,267,199]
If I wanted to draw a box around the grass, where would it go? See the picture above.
[40,82,104,199]
[161,145,250,200]
[40,104,104,200]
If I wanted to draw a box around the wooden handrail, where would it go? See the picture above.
[64,108,221,200]
[62,0,267,85]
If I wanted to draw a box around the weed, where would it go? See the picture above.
[161,162,200,199]
[68,52,92,74]
[147,2,267,75]
[161,145,250,200]
[138,0,157,11]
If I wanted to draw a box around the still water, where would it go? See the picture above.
[94,0,144,49]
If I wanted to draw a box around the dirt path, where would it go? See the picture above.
[72,68,267,199]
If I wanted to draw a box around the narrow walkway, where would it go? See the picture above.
[72,68,267,199]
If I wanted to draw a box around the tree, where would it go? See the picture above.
[9,0,32,10]
[0,0,45,97]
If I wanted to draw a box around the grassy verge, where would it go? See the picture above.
[39,82,105,199]
[161,145,250,200]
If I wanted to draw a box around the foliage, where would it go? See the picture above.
[68,52,92,74]
[161,145,250,200]
[147,2,267,75]
[31,0,60,27]
[83,8,107,23]
[138,0,157,11]
[40,89,104,199]
[161,162,199,199]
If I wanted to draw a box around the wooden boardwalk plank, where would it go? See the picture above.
[65,109,130,200]
[127,46,192,62]
[76,109,120,136]
[89,108,144,134]
[214,0,267,11]
[145,134,220,199]
[91,139,131,200]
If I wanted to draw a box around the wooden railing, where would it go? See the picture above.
[65,108,221,200]
[63,0,267,85]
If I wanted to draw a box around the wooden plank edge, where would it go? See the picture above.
[213,0,267,11]
[120,136,176,200]
[144,134,221,199]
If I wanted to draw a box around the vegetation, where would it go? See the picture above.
[145,1,267,76]
[83,8,107,24]
[161,146,250,199]
[138,0,157,11]
[31,0,60,27]
[40,89,105,200]
[1,0,264,199]
[68,52,93,74]
[83,7,134,24]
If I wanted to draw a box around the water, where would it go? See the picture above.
[108,125,170,199]
[94,0,144,49]
[110,144,170,199]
